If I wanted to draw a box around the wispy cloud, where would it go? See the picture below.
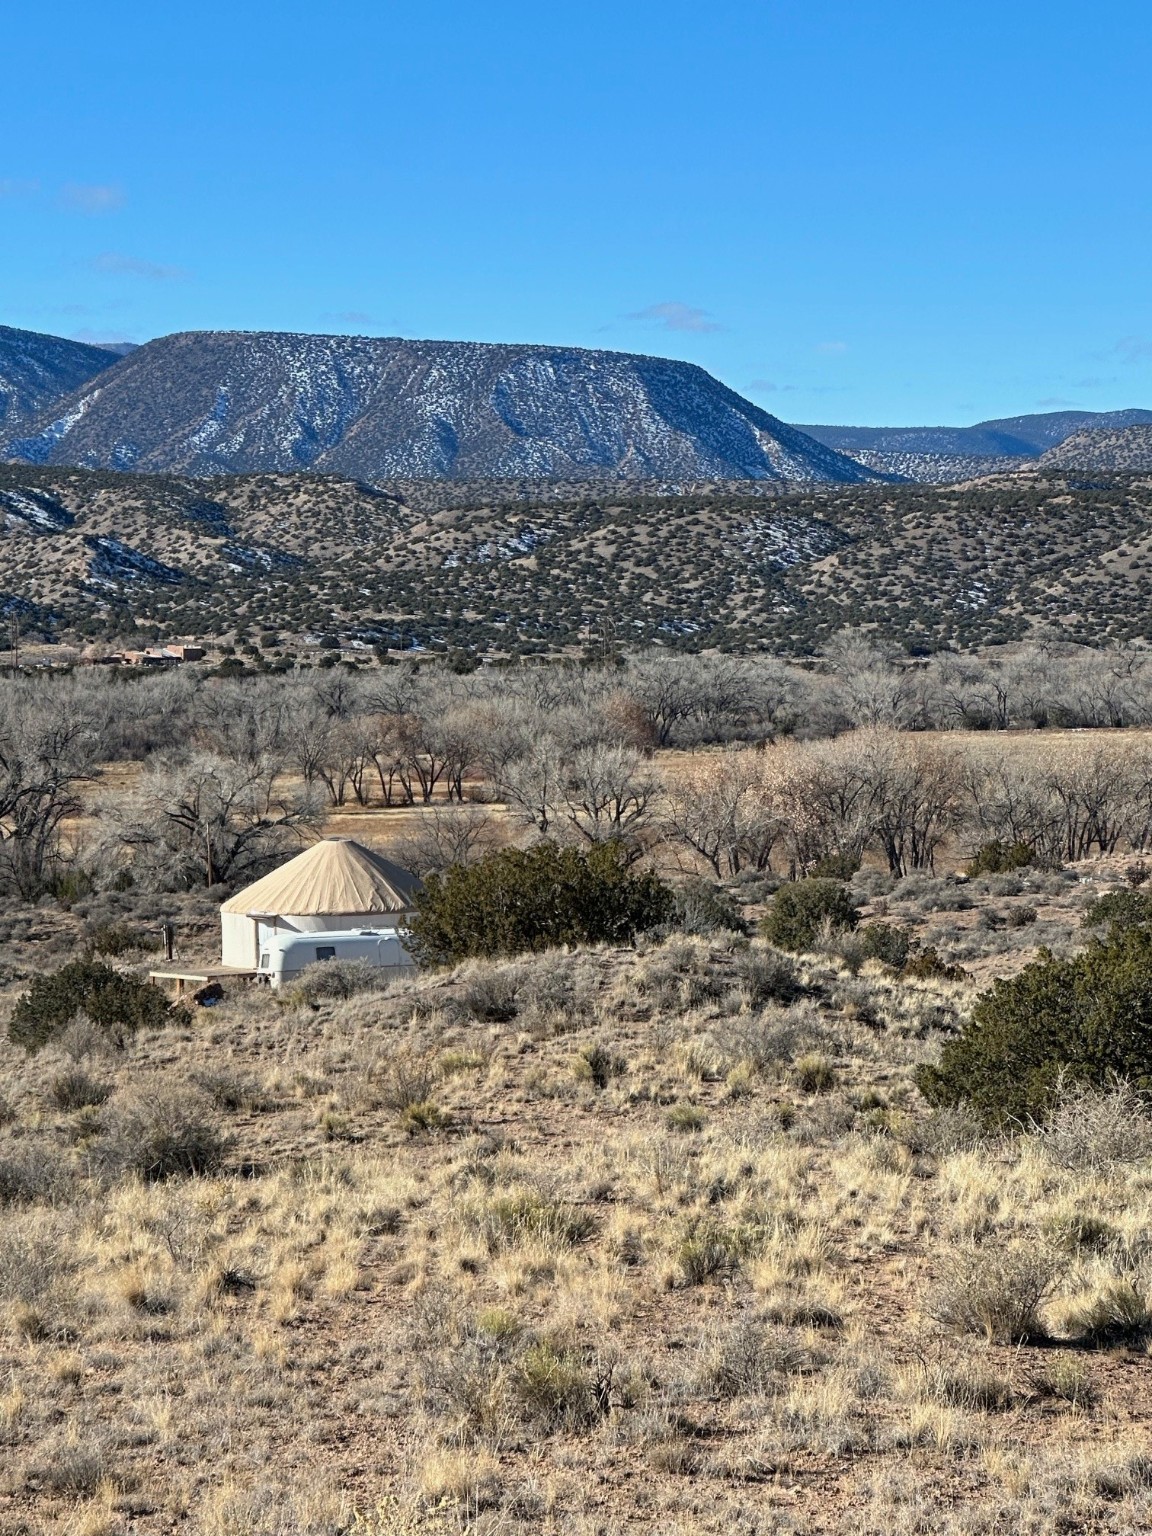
[749,378,847,397]
[628,301,722,334]
[815,340,848,355]
[91,251,187,281]
[0,178,40,200]
[60,182,125,215]
[320,310,374,327]
[1036,396,1079,408]
[1116,336,1152,363]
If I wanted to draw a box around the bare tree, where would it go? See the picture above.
[497,738,566,836]
[0,688,98,897]
[858,732,962,875]
[660,750,778,877]
[1044,741,1131,860]
[961,747,1063,863]
[114,752,321,889]
[396,805,502,876]
[823,630,918,730]
[559,743,658,850]
[926,654,1013,731]
[625,655,707,747]
[763,737,875,875]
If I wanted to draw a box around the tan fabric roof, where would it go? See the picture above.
[220,838,421,916]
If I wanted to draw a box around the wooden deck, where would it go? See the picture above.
[149,965,257,997]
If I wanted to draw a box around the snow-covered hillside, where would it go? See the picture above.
[0,326,119,437]
[5,330,880,484]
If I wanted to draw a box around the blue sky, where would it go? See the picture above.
[3,0,1151,426]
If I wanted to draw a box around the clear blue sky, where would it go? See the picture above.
[4,0,1151,426]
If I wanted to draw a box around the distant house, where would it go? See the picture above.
[97,643,207,667]
[119,649,173,667]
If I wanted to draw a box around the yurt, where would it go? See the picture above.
[219,837,421,969]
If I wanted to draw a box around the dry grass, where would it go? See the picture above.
[3,913,1152,1534]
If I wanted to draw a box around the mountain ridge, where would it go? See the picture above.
[798,408,1152,457]
[5,322,1149,485]
[798,408,1152,481]
[4,329,879,485]
[0,325,121,438]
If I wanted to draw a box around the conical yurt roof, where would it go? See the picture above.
[220,837,420,916]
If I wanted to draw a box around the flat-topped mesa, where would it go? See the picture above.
[4,329,879,484]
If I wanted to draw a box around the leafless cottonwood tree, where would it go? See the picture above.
[396,804,501,876]
[559,743,659,850]
[112,752,321,889]
[660,751,778,878]
[856,732,963,876]
[0,686,98,896]
[821,630,920,731]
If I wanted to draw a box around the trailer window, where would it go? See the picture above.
[259,952,269,969]
[315,946,337,962]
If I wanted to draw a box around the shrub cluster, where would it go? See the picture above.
[855,922,914,969]
[917,927,1152,1125]
[761,880,859,953]
[1082,888,1152,931]
[96,1087,230,1181]
[283,957,393,1004]
[9,961,178,1054]
[967,840,1035,877]
[407,841,673,967]
[673,879,749,936]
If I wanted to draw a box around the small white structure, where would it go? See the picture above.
[219,837,421,970]
[256,926,415,988]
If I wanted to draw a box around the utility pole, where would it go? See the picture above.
[8,617,18,676]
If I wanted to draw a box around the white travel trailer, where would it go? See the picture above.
[256,926,415,988]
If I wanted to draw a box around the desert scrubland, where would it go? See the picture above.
[3,652,1152,1533]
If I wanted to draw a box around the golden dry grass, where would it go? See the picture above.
[1,928,1152,1535]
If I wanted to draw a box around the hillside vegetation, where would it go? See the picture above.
[8,464,1152,653]
[1041,425,1152,475]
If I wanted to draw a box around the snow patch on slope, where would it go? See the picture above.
[9,389,102,463]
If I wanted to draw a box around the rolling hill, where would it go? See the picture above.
[3,330,878,485]
[1040,424,1152,474]
[6,461,1152,656]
